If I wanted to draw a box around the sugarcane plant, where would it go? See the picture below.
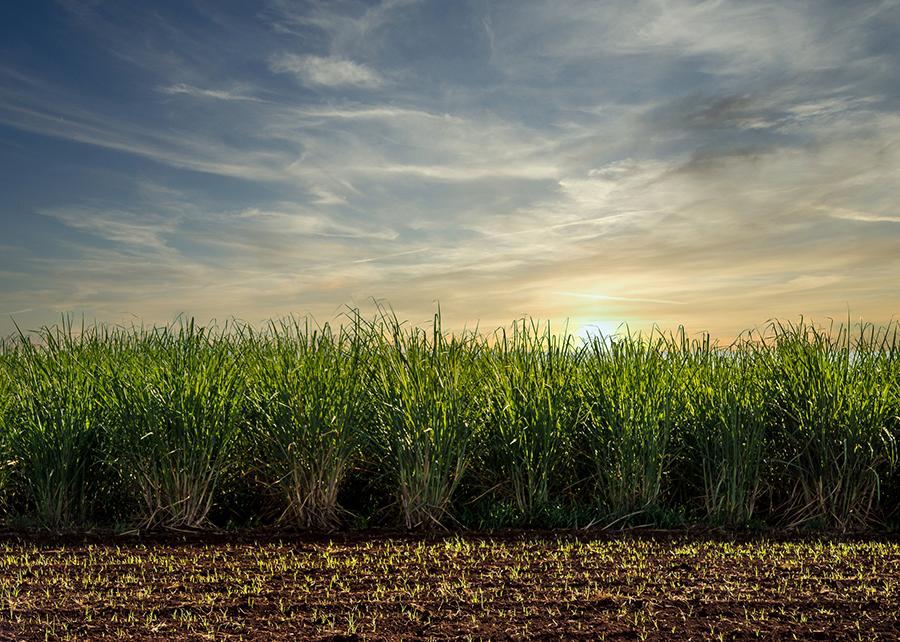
[244,314,369,529]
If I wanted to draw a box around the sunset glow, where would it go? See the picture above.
[2,1,898,337]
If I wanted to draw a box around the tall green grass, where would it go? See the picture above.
[369,311,479,528]
[763,321,898,529]
[681,335,768,526]
[0,339,16,513]
[579,330,685,521]
[244,316,368,529]
[481,320,580,519]
[104,321,244,529]
[3,322,107,527]
[0,312,897,532]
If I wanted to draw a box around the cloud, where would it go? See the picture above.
[353,247,430,264]
[827,208,900,224]
[759,275,846,297]
[158,83,263,102]
[269,54,382,88]
[265,0,420,55]
[40,206,177,253]
[556,291,685,306]
[235,206,398,241]
[2,0,899,338]
[488,0,890,81]
[0,94,292,182]
[294,106,464,122]
[370,162,558,182]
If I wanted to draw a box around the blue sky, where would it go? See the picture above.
[1,0,899,337]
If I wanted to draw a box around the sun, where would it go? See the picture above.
[575,319,623,344]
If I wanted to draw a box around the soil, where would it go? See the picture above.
[0,529,896,640]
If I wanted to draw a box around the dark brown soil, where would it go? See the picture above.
[0,530,896,640]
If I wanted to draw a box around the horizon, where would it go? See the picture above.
[2,1,899,339]
[4,305,896,350]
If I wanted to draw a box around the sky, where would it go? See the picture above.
[1,0,899,339]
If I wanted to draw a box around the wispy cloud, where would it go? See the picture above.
[236,206,398,241]
[270,54,382,88]
[828,208,900,224]
[41,206,178,253]
[488,0,891,80]
[372,162,558,182]
[265,0,421,54]
[158,83,263,102]
[0,95,292,182]
[756,275,846,297]
[353,247,430,264]
[295,106,463,121]
[556,291,685,306]
[1,0,898,337]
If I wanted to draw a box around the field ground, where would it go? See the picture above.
[0,531,896,641]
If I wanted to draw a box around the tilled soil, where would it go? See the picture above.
[0,530,896,640]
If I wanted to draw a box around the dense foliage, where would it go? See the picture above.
[0,312,897,531]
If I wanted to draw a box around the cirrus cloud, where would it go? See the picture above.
[269,53,382,88]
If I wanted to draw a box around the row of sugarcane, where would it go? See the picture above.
[0,310,897,532]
